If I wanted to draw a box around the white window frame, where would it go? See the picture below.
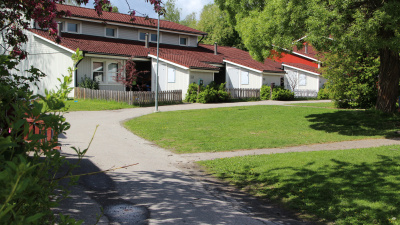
[105,27,118,38]
[66,21,81,33]
[299,73,307,86]
[179,36,188,46]
[91,59,122,85]
[241,71,249,85]
[138,30,160,42]
[168,67,176,83]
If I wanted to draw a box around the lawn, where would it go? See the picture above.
[124,105,400,153]
[288,102,336,108]
[198,145,400,224]
[66,99,137,111]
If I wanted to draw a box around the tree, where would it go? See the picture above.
[216,0,400,113]
[196,4,243,48]
[162,0,181,23]
[180,12,197,28]
[321,51,379,109]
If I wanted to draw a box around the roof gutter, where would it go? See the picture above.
[197,34,206,47]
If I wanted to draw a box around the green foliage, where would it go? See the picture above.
[185,82,230,103]
[216,0,400,113]
[271,87,294,101]
[317,86,330,100]
[0,50,87,224]
[197,4,244,48]
[162,0,181,23]
[260,85,271,100]
[78,75,99,90]
[199,146,400,224]
[321,52,379,109]
[180,12,197,28]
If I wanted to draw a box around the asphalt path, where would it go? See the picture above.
[54,100,399,224]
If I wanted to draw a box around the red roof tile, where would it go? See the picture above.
[29,29,284,72]
[56,4,207,35]
[291,44,319,61]
[282,62,321,74]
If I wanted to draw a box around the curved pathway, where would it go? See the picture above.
[55,100,400,224]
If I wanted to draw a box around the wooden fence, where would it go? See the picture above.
[293,89,318,98]
[74,87,182,105]
[226,88,260,99]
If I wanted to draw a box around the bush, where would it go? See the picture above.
[318,87,330,99]
[185,82,230,103]
[78,75,99,90]
[260,85,271,100]
[272,88,295,100]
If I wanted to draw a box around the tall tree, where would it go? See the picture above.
[216,0,400,113]
[197,4,243,48]
[162,0,181,23]
[180,12,197,28]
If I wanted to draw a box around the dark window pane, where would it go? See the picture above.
[139,32,146,40]
[68,23,78,32]
[106,28,115,37]
[150,33,157,42]
[180,37,187,45]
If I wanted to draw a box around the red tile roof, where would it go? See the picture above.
[56,4,207,35]
[291,44,319,61]
[282,62,321,74]
[29,29,284,73]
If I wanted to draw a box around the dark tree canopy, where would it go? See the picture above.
[216,0,400,113]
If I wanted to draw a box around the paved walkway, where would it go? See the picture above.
[55,100,399,225]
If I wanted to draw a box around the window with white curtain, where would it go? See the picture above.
[299,73,307,86]
[241,71,249,85]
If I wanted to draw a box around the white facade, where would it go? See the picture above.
[150,58,216,99]
[283,66,324,92]
[14,32,75,97]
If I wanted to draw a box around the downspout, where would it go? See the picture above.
[74,51,85,87]
[197,34,205,47]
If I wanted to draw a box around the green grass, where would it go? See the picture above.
[288,102,336,108]
[66,99,137,111]
[198,145,400,224]
[124,105,400,153]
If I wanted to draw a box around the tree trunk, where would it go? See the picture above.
[376,48,400,113]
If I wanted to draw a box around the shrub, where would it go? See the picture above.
[318,87,330,99]
[272,88,295,100]
[78,75,99,90]
[186,82,230,103]
[260,85,271,100]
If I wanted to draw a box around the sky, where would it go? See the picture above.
[84,0,214,20]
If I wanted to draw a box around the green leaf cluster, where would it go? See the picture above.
[78,75,99,90]
[185,82,230,103]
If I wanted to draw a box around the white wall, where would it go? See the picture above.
[225,63,262,89]
[284,67,322,91]
[18,32,75,97]
[262,74,282,86]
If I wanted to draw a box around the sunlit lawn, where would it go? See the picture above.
[66,99,137,111]
[124,105,400,153]
[198,145,400,224]
[288,102,336,108]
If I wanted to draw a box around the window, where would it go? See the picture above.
[93,62,104,82]
[106,28,115,37]
[139,32,146,40]
[150,33,158,42]
[180,37,187,46]
[67,23,78,32]
[107,63,118,83]
[241,71,249,85]
[168,67,176,83]
[299,73,307,86]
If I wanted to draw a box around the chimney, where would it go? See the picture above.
[145,33,149,48]
[305,43,308,54]
[214,42,218,55]
[57,22,62,37]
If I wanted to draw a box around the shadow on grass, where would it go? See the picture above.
[222,155,400,224]
[306,110,400,138]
